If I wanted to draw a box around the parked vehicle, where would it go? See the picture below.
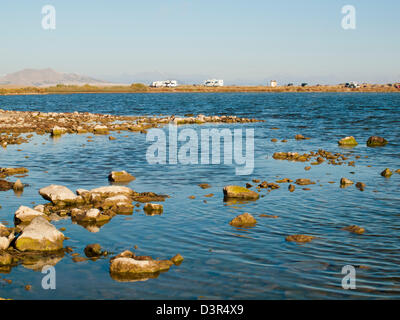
[150,80,178,88]
[204,79,224,87]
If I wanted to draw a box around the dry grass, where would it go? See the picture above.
[1,84,399,95]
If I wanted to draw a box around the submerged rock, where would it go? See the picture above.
[223,186,259,200]
[39,185,78,205]
[367,136,388,147]
[295,179,315,186]
[285,234,315,243]
[108,171,135,183]
[170,254,184,265]
[143,203,163,215]
[0,180,14,191]
[288,184,295,192]
[198,183,211,189]
[338,136,358,146]
[15,217,65,252]
[342,225,365,234]
[356,182,366,191]
[0,167,29,176]
[0,252,13,266]
[229,213,257,227]
[381,168,393,177]
[84,244,103,257]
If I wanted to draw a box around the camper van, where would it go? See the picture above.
[204,79,224,87]
[150,80,178,88]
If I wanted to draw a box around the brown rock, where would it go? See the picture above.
[285,235,315,243]
[229,213,257,227]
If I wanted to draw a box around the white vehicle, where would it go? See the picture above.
[270,80,277,87]
[345,81,360,88]
[150,80,178,88]
[204,79,224,87]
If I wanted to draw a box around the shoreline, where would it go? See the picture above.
[1,84,400,96]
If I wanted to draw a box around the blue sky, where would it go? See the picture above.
[0,0,399,84]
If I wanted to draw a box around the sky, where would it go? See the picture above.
[0,0,399,85]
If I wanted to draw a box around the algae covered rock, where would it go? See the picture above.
[367,136,388,147]
[223,185,259,200]
[230,213,257,227]
[84,243,103,257]
[338,136,358,146]
[143,203,163,215]
[343,225,365,234]
[39,185,78,205]
[285,234,315,243]
[108,171,135,183]
[15,217,65,252]
[51,126,67,136]
[381,168,393,177]
[93,125,109,134]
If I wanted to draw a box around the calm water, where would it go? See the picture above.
[0,92,399,299]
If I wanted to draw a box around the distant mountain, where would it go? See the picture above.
[0,68,109,87]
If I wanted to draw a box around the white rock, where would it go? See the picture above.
[15,205,47,223]
[89,186,134,198]
[15,217,65,252]
[86,208,100,218]
[39,185,78,204]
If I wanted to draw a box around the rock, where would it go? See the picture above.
[15,217,65,252]
[295,134,307,140]
[340,178,354,185]
[198,183,211,189]
[14,205,48,224]
[93,125,109,134]
[288,184,295,192]
[304,166,311,171]
[343,225,365,234]
[0,180,13,191]
[229,213,257,227]
[71,208,111,223]
[285,235,315,243]
[12,179,24,192]
[295,179,315,186]
[108,171,135,183]
[367,136,388,147]
[51,126,67,136]
[223,186,259,200]
[110,253,173,277]
[84,244,103,257]
[170,254,184,265]
[143,203,163,214]
[89,186,135,198]
[396,169,400,174]
[103,195,134,214]
[39,185,78,205]
[381,168,393,177]
[0,252,13,265]
[356,182,366,191]
[0,226,14,250]
[338,136,358,146]
[0,167,29,176]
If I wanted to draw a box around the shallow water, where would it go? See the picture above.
[0,92,400,299]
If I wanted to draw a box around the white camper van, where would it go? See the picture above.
[150,80,178,88]
[204,79,224,87]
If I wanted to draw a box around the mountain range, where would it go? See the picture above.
[0,68,108,87]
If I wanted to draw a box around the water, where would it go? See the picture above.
[0,92,399,299]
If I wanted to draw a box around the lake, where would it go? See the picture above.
[0,92,399,299]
